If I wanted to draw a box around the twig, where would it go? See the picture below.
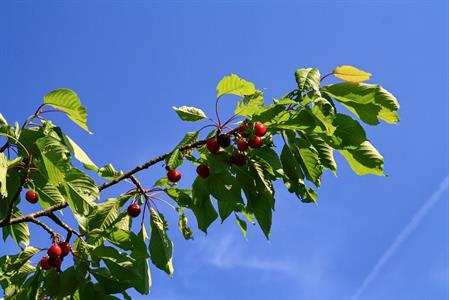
[99,126,239,191]
[29,217,58,240]
[0,202,68,227]
[47,213,82,237]
[0,127,241,228]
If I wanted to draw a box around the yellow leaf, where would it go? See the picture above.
[333,65,372,82]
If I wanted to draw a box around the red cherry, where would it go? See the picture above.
[230,153,246,166]
[127,203,141,218]
[47,244,62,258]
[40,256,51,270]
[167,169,182,183]
[237,139,248,152]
[58,242,71,257]
[217,134,231,148]
[248,136,263,148]
[48,256,62,269]
[237,123,248,133]
[206,138,220,153]
[254,122,267,137]
[25,190,38,204]
[196,164,210,178]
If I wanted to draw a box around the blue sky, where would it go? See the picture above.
[1,1,448,299]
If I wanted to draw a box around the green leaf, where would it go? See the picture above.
[176,131,199,148]
[235,214,247,238]
[153,177,170,187]
[172,106,207,122]
[2,211,30,247]
[0,153,7,197]
[339,141,384,176]
[253,104,286,124]
[250,148,283,178]
[64,135,98,170]
[35,135,71,185]
[57,267,80,298]
[164,188,193,207]
[103,229,149,260]
[98,163,123,180]
[149,208,174,276]
[206,172,243,222]
[280,143,304,193]
[322,82,400,124]
[333,65,371,82]
[280,143,317,203]
[88,195,131,231]
[0,246,39,276]
[295,68,321,92]
[131,228,152,294]
[12,268,43,299]
[91,267,132,294]
[191,177,218,233]
[91,246,143,292]
[292,138,323,187]
[269,108,316,131]
[62,168,99,216]
[165,148,183,169]
[235,167,272,239]
[329,114,367,148]
[206,152,229,175]
[43,88,91,133]
[234,91,264,117]
[0,113,7,126]
[178,212,193,240]
[42,269,60,296]
[28,173,65,208]
[305,133,337,173]
[131,257,151,295]
[216,74,256,98]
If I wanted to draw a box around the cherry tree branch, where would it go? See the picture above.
[46,213,82,237]
[0,127,240,229]
[0,202,68,226]
[29,217,58,240]
[98,139,208,191]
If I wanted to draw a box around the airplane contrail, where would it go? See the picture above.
[351,174,449,300]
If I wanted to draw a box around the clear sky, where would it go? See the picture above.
[1,1,448,299]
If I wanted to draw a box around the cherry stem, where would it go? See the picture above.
[320,72,333,82]
[148,195,177,211]
[22,104,45,129]
[141,196,148,226]
[222,114,241,127]
[196,124,218,134]
[215,97,222,126]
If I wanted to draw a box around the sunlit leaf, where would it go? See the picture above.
[44,88,91,133]
[333,65,371,82]
[216,74,255,98]
[339,141,384,176]
[172,106,207,122]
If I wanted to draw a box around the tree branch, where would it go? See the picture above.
[0,202,68,227]
[98,139,207,191]
[0,128,239,229]
[29,217,58,240]
[46,213,82,237]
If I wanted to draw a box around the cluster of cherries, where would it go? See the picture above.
[39,241,72,270]
[125,122,268,219]
[197,121,268,176]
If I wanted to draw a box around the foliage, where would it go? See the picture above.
[0,65,399,299]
